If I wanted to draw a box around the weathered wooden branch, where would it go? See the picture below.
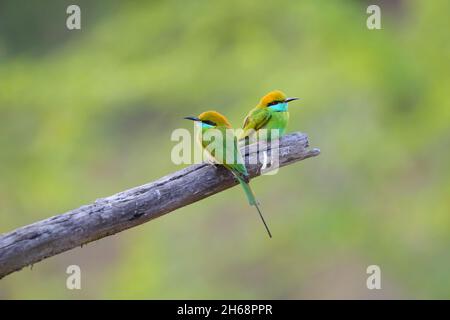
[0,132,319,279]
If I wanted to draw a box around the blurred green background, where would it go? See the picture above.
[1,0,449,299]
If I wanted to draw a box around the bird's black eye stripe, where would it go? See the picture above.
[202,120,216,126]
[268,100,283,106]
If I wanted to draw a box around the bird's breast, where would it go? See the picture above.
[265,111,289,133]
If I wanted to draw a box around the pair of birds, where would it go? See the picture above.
[184,90,299,238]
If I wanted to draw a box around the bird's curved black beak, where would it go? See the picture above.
[284,97,299,103]
[184,116,200,122]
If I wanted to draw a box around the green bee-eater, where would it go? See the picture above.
[239,90,299,141]
[185,110,272,238]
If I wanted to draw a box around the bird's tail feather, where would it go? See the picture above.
[236,176,272,238]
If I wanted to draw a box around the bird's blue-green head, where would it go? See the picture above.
[257,90,299,112]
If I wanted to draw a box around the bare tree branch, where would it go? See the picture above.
[0,132,320,279]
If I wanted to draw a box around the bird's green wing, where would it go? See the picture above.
[240,108,272,140]
[201,126,248,179]
[202,126,272,237]
[223,129,248,179]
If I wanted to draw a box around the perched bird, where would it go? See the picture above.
[184,111,272,238]
[240,90,299,141]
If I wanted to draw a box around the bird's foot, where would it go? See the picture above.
[204,157,217,166]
